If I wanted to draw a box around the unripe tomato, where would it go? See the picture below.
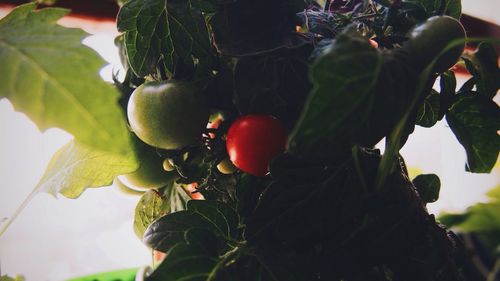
[405,16,466,73]
[118,147,173,189]
[162,158,175,172]
[127,80,209,150]
[217,158,238,174]
[226,115,287,177]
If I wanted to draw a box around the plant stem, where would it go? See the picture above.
[352,13,378,20]
[0,187,38,236]
[324,0,332,11]
[487,259,500,281]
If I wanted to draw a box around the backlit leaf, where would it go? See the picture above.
[0,3,132,155]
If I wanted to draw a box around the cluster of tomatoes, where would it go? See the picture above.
[118,15,466,195]
[118,79,288,195]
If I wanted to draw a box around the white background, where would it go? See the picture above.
[0,1,499,280]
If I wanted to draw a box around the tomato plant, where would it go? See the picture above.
[226,115,287,177]
[1,1,499,280]
[127,81,209,150]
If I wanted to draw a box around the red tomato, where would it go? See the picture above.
[226,115,287,177]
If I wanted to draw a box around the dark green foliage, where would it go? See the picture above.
[446,92,500,173]
[412,173,441,203]
[209,0,309,56]
[233,46,312,126]
[117,0,215,78]
[463,43,500,99]
[288,29,382,158]
[416,89,440,127]
[144,200,240,252]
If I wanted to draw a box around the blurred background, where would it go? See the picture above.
[0,1,499,280]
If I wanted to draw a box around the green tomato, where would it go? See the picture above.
[162,158,175,172]
[405,16,466,73]
[217,158,238,174]
[127,80,209,150]
[118,146,173,189]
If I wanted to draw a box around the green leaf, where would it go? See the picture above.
[191,0,217,13]
[144,200,240,252]
[146,242,229,281]
[466,43,500,99]
[144,211,209,252]
[403,0,461,19]
[0,3,132,155]
[442,0,461,18]
[446,92,500,173]
[438,70,456,119]
[36,140,138,199]
[117,0,214,77]
[447,203,500,233]
[439,184,500,252]
[134,190,169,239]
[438,212,469,227]
[288,30,382,157]
[416,90,440,127]
[165,183,191,213]
[412,173,440,203]
[187,200,240,240]
[486,184,500,199]
[134,181,191,240]
[233,48,311,124]
[209,0,307,56]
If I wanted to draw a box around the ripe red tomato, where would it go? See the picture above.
[226,115,287,177]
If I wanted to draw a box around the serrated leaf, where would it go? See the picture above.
[288,30,382,158]
[144,211,209,252]
[117,0,213,77]
[134,182,191,240]
[144,200,240,252]
[134,190,169,239]
[416,90,440,127]
[146,242,230,281]
[446,92,500,173]
[0,3,132,155]
[412,173,440,203]
[209,0,308,56]
[36,140,137,199]
[187,200,240,240]
[233,48,311,124]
